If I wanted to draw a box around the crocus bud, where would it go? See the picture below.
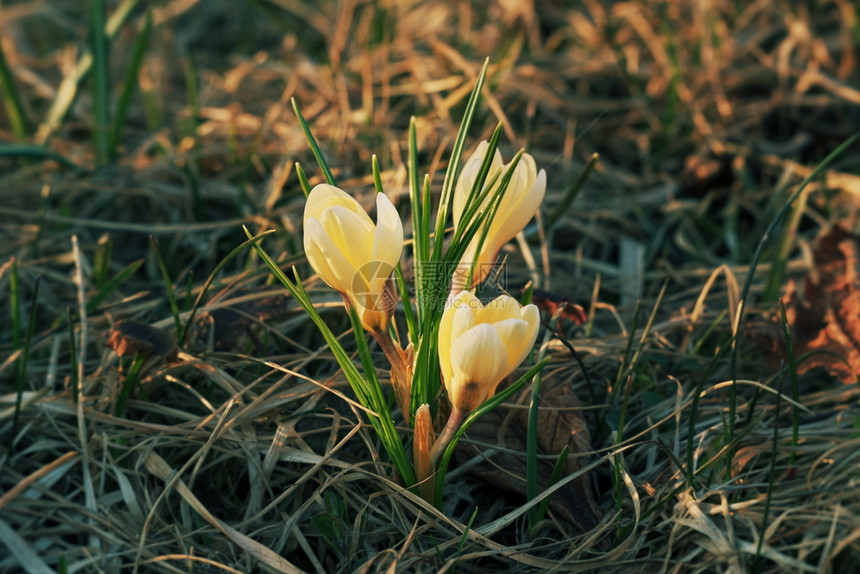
[303,184,403,332]
[438,291,540,413]
[412,403,436,502]
[451,141,546,291]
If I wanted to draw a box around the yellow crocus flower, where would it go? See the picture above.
[451,141,546,292]
[303,184,403,332]
[438,291,540,413]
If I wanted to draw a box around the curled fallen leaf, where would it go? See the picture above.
[529,288,588,326]
[452,367,601,533]
[785,226,860,383]
[106,320,177,362]
[678,152,733,198]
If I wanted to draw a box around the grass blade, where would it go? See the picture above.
[393,263,416,345]
[13,273,41,435]
[10,258,22,350]
[246,227,415,485]
[443,128,506,268]
[149,237,182,340]
[39,0,139,143]
[526,355,543,527]
[612,281,668,396]
[371,154,383,195]
[408,117,426,327]
[411,321,439,413]
[346,306,415,482]
[544,153,598,231]
[93,235,113,289]
[108,10,152,158]
[115,353,146,417]
[182,55,200,132]
[613,375,632,529]
[451,506,479,572]
[0,144,82,170]
[89,0,111,166]
[434,358,550,506]
[179,230,275,346]
[0,40,30,139]
[67,308,79,404]
[779,301,800,467]
[762,182,808,302]
[295,163,312,196]
[728,130,860,446]
[0,519,54,574]
[85,258,144,314]
[527,313,563,528]
[421,171,432,262]
[431,58,490,261]
[534,446,569,526]
[751,377,784,573]
[454,144,516,290]
[612,303,641,397]
[370,153,417,342]
[291,98,337,186]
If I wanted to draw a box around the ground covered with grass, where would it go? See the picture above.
[2,1,860,572]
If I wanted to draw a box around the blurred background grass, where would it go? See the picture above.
[1,1,859,572]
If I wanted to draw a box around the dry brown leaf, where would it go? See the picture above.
[452,366,601,533]
[529,288,588,326]
[785,226,860,382]
[106,320,177,362]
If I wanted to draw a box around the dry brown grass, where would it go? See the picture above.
[2,0,860,572]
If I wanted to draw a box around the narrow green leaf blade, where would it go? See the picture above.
[108,10,152,158]
[291,98,337,186]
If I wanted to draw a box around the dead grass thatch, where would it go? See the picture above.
[2,0,859,572]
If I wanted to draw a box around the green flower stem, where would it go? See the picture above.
[433,359,549,506]
[429,406,467,466]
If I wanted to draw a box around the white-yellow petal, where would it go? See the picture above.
[497,302,539,371]
[302,183,404,331]
[491,317,529,368]
[514,303,541,367]
[438,293,540,412]
[453,158,480,229]
[438,292,477,385]
[318,205,375,271]
[453,141,504,229]
[304,217,353,292]
[476,294,521,324]
[371,192,404,268]
[449,323,509,405]
[451,147,546,289]
[486,167,546,255]
[450,305,477,344]
[507,153,537,194]
[497,166,545,225]
[451,289,480,310]
[304,184,372,226]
